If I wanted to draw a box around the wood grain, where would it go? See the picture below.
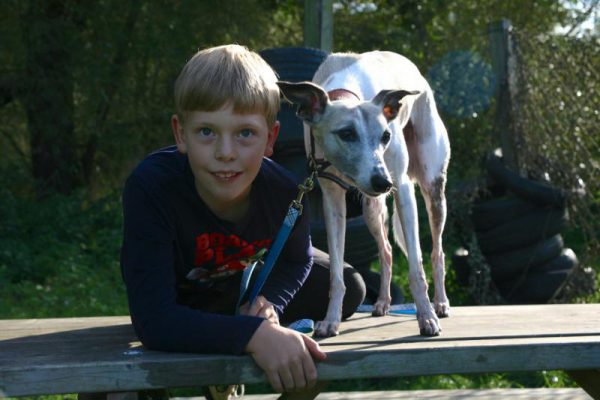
[1,304,599,396]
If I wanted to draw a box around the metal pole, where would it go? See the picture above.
[488,19,521,173]
[304,0,333,52]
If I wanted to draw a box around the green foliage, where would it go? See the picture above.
[0,0,305,195]
[0,189,127,318]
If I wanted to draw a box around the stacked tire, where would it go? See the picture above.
[468,152,577,303]
[259,47,402,304]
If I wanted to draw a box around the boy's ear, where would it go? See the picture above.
[264,121,280,158]
[171,114,187,153]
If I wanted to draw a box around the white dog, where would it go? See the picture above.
[277,51,450,337]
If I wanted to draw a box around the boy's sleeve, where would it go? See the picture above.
[121,174,264,355]
[260,197,313,315]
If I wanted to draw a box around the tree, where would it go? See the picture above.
[0,0,303,196]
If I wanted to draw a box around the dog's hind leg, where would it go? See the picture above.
[421,175,450,318]
[362,195,393,316]
[409,91,451,319]
[314,178,348,337]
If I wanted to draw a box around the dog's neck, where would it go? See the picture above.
[328,88,360,102]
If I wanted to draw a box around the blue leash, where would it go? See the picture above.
[235,173,315,319]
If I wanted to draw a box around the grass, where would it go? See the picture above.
[1,189,598,398]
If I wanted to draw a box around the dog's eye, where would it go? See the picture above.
[381,130,391,145]
[335,128,358,142]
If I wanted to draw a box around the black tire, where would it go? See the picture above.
[531,247,579,274]
[488,234,564,282]
[472,196,537,232]
[260,47,328,151]
[259,47,329,81]
[477,206,568,255]
[485,152,567,208]
[497,248,578,304]
[359,268,404,305]
[499,268,574,304]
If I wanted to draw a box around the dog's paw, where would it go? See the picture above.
[372,299,391,316]
[313,320,340,338]
[417,309,441,336]
[434,301,450,318]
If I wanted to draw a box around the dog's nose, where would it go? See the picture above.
[371,175,393,193]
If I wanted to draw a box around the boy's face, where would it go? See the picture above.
[172,103,279,220]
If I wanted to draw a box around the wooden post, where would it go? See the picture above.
[488,19,522,174]
[303,0,333,52]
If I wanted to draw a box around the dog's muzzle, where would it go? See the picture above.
[370,174,393,194]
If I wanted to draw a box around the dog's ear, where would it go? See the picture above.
[373,90,420,122]
[277,81,328,124]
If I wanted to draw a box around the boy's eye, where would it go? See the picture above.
[198,127,213,137]
[239,129,255,138]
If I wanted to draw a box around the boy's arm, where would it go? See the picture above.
[121,175,263,355]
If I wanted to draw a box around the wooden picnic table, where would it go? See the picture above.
[1,304,599,398]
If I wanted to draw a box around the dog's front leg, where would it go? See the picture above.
[314,179,347,338]
[394,176,440,336]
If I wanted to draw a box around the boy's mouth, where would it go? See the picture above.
[212,171,242,181]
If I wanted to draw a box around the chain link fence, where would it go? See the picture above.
[512,29,599,262]
[450,27,599,305]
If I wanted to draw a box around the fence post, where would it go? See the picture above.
[488,19,523,174]
[303,0,333,52]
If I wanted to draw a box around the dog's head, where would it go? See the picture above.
[278,81,419,196]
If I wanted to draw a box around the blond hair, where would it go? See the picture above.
[174,44,280,128]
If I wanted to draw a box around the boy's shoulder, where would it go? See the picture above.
[258,157,302,192]
[128,146,187,187]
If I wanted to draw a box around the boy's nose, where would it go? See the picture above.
[215,136,237,161]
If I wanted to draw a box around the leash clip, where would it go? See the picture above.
[290,172,316,214]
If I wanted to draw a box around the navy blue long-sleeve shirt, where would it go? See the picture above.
[120,146,312,355]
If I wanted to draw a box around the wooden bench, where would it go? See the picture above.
[1,304,599,399]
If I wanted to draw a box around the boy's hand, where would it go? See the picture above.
[245,320,327,393]
[240,295,279,324]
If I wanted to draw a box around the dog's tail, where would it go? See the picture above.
[391,206,408,257]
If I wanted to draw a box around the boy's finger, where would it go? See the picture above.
[290,357,307,390]
[267,370,283,393]
[249,296,269,315]
[279,368,295,392]
[302,335,327,361]
[302,353,318,389]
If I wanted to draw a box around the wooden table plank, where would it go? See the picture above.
[1,305,599,397]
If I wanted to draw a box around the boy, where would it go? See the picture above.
[120,44,365,394]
